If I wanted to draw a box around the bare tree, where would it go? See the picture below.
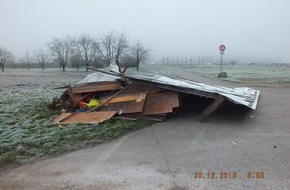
[25,50,31,70]
[130,40,150,70]
[0,47,14,72]
[73,34,98,71]
[34,48,49,72]
[98,31,129,73]
[69,54,81,70]
[98,31,116,65]
[92,55,106,68]
[11,59,16,70]
[48,36,73,71]
[114,33,129,72]
[20,50,32,70]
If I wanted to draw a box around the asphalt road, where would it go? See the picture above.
[0,75,289,189]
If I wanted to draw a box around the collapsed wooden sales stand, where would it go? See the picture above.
[52,68,260,125]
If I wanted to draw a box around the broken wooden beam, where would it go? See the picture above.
[198,95,226,121]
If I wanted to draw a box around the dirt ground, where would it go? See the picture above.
[0,69,289,189]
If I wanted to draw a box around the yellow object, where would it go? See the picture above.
[85,99,100,109]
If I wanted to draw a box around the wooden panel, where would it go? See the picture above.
[71,82,123,94]
[98,99,146,114]
[53,111,116,124]
[142,92,180,115]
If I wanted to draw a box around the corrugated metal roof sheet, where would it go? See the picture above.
[126,73,260,109]
[77,68,260,110]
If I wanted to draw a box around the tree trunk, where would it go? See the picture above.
[62,65,66,72]
[1,65,4,72]
[136,60,140,70]
[115,59,122,73]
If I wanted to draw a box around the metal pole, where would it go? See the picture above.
[220,53,223,73]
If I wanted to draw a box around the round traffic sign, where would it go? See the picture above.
[219,44,226,51]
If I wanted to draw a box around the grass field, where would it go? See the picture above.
[1,64,289,169]
[141,63,290,84]
[0,70,153,169]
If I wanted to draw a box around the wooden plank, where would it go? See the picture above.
[114,116,136,121]
[51,113,72,124]
[117,83,164,95]
[142,92,180,115]
[135,115,166,122]
[99,93,146,104]
[54,111,116,124]
[71,82,123,94]
[136,93,147,102]
[198,95,226,121]
[74,81,120,87]
[121,113,167,121]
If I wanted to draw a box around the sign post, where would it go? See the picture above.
[219,45,226,72]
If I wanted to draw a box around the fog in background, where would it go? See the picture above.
[1,0,290,64]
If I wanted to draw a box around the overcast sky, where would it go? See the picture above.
[1,0,290,63]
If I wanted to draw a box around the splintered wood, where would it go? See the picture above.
[52,82,181,125]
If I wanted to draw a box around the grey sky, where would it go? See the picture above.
[1,0,290,63]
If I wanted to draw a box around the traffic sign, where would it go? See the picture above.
[219,44,226,73]
[219,45,226,51]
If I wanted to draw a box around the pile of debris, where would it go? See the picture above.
[52,66,260,124]
[52,82,181,124]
